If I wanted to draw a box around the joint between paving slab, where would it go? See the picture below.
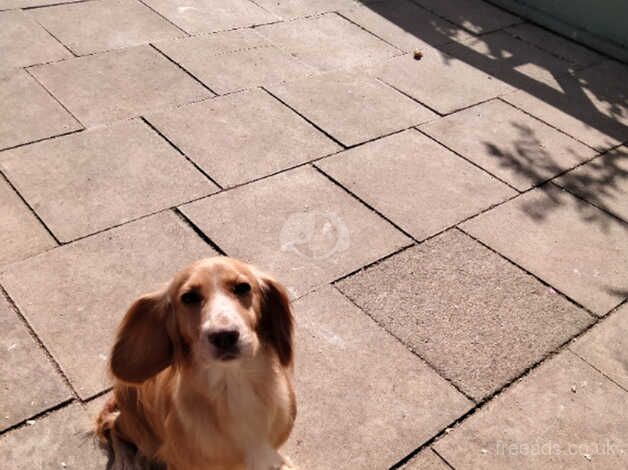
[0,171,61,245]
[0,127,84,154]
[332,284,477,404]
[455,226,600,318]
[414,126,521,192]
[24,67,85,127]
[261,87,348,148]
[548,181,628,226]
[376,75,444,117]
[0,284,80,402]
[136,0,190,37]
[149,43,219,95]
[0,397,75,437]
[431,448,457,470]
[173,208,227,256]
[570,347,628,394]
[334,11,406,54]
[495,96,604,152]
[30,14,78,58]
[18,0,93,11]
[389,318,608,468]
[140,116,223,189]
[312,164,421,239]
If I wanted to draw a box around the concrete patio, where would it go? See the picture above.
[1,0,627,468]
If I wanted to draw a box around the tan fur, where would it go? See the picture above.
[96,257,296,470]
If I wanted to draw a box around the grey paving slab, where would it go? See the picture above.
[402,449,451,470]
[30,0,184,55]
[254,0,361,19]
[0,177,56,266]
[502,60,628,151]
[0,403,107,469]
[285,286,472,469]
[462,185,628,316]
[256,13,399,72]
[376,49,512,114]
[440,31,576,91]
[0,120,215,242]
[147,89,340,188]
[142,0,277,34]
[434,351,628,469]
[155,30,314,94]
[506,23,604,69]
[413,0,520,34]
[318,130,515,240]
[555,146,628,222]
[337,230,592,401]
[0,295,71,432]
[342,0,475,52]
[421,99,597,191]
[269,71,436,146]
[180,166,411,298]
[0,69,81,150]
[0,10,70,70]
[570,303,628,390]
[29,45,212,127]
[0,212,217,399]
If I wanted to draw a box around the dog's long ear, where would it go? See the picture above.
[110,290,174,383]
[257,273,294,367]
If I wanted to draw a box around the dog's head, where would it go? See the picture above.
[110,257,294,383]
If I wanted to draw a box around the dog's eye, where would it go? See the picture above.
[233,282,251,295]
[180,291,202,305]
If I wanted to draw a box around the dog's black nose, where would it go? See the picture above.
[208,330,240,350]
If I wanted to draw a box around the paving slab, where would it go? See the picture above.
[440,31,576,91]
[376,49,512,114]
[147,89,340,188]
[253,0,361,19]
[0,403,107,469]
[570,302,628,390]
[462,185,628,316]
[402,449,452,469]
[506,23,604,69]
[434,351,628,469]
[318,130,515,240]
[413,0,520,34]
[180,166,410,297]
[142,0,277,34]
[342,0,474,52]
[29,45,212,127]
[337,230,592,401]
[285,286,472,469]
[0,69,81,150]
[502,60,628,151]
[0,10,70,70]
[0,294,71,432]
[256,13,399,72]
[0,177,56,266]
[30,0,184,56]
[269,71,436,146]
[555,146,628,222]
[0,212,217,399]
[155,30,314,94]
[420,99,596,191]
[0,120,215,242]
